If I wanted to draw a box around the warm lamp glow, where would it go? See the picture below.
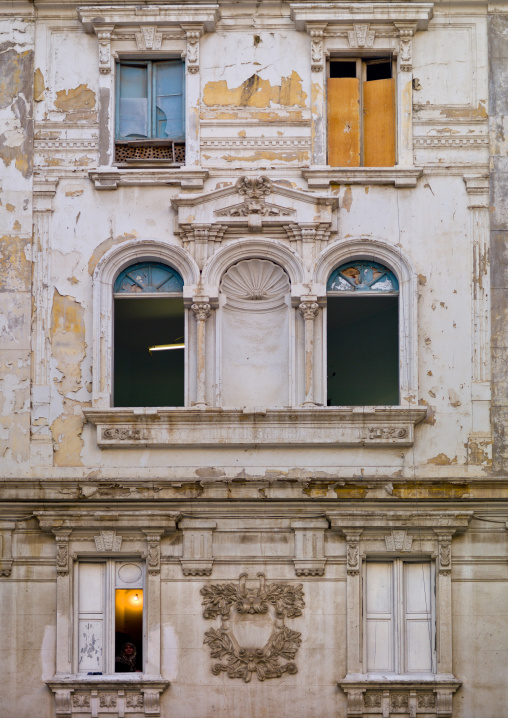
[133,593,139,601]
[148,343,185,354]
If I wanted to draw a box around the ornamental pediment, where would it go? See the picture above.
[171,175,338,235]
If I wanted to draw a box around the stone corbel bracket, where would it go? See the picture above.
[94,25,114,74]
[180,518,216,576]
[0,521,15,577]
[291,518,328,576]
[181,24,203,73]
[394,22,417,72]
[53,529,73,577]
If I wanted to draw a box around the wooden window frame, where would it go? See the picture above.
[362,558,436,677]
[75,558,146,675]
[327,55,397,168]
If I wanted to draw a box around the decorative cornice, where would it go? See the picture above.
[78,4,219,33]
[303,167,422,189]
[290,3,433,31]
[89,168,208,190]
[84,406,427,448]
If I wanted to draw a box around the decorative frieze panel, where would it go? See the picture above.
[291,518,328,575]
[84,406,427,448]
[180,519,216,576]
[201,573,304,682]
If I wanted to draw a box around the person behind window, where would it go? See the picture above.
[115,641,141,672]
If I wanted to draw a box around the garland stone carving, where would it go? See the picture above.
[201,572,304,682]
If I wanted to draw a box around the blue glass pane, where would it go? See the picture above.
[155,61,184,140]
[327,261,399,292]
[114,262,184,294]
[118,65,149,139]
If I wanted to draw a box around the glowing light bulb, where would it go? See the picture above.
[133,593,139,601]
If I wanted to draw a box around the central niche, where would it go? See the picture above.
[219,259,291,408]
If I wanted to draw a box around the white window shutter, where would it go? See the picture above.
[78,563,105,673]
[404,562,433,673]
[365,562,394,672]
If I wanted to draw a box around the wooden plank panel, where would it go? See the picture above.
[363,78,395,167]
[327,78,360,167]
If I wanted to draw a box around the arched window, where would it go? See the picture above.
[113,261,184,407]
[327,260,399,406]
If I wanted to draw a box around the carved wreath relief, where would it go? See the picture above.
[201,573,304,682]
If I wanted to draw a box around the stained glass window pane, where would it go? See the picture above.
[327,261,399,292]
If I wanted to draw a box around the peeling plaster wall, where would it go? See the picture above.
[1,2,508,718]
[489,10,508,473]
[0,16,34,470]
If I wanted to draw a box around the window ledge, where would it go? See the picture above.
[89,167,209,190]
[339,676,461,718]
[303,166,423,189]
[47,676,169,717]
[84,406,427,448]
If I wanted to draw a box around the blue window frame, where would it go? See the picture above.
[115,60,185,141]
[114,262,184,294]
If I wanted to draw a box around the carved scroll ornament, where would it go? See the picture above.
[201,573,304,682]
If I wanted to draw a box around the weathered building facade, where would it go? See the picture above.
[1,0,508,716]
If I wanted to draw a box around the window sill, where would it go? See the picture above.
[303,166,422,189]
[88,167,209,190]
[84,406,427,448]
[47,676,169,717]
[339,676,461,717]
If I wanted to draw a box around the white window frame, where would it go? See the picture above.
[75,558,146,675]
[90,239,200,408]
[314,238,418,407]
[363,558,436,677]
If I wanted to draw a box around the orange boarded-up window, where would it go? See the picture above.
[327,78,360,167]
[363,78,395,167]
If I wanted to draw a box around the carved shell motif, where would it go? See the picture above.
[221,259,289,302]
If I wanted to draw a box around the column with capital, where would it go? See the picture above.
[299,300,319,405]
[192,300,212,406]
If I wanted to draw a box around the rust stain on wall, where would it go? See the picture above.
[426,453,458,465]
[392,482,470,499]
[50,290,86,395]
[0,46,34,178]
[342,186,353,212]
[54,84,96,112]
[34,68,45,101]
[0,235,31,291]
[203,71,307,108]
[51,397,89,467]
[439,101,488,120]
[221,149,309,163]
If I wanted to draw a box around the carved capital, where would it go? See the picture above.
[299,301,319,321]
[434,530,454,575]
[192,302,212,322]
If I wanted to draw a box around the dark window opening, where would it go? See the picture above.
[366,59,392,82]
[114,296,184,407]
[330,61,357,78]
[115,589,143,673]
[327,295,399,406]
